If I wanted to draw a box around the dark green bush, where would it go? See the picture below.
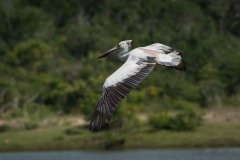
[148,105,202,131]
[148,112,173,130]
[171,109,202,131]
[0,124,11,133]
[108,102,145,131]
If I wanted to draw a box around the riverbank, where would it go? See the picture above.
[0,121,240,152]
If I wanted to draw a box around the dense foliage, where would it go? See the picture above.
[149,106,202,131]
[0,0,239,127]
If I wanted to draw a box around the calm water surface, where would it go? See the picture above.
[0,148,240,160]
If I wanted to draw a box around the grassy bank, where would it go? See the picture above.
[0,120,240,152]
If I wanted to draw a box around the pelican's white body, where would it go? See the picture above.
[104,42,182,87]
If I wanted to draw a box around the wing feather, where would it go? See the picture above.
[88,56,156,130]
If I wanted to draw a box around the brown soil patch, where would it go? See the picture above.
[203,107,240,122]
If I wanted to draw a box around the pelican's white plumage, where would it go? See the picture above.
[89,40,185,130]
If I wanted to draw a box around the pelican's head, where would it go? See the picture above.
[118,40,132,52]
[97,40,132,59]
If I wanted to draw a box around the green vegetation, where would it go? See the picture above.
[0,120,240,151]
[0,0,240,151]
[148,100,202,131]
[148,111,201,131]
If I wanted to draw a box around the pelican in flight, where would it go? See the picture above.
[89,40,185,130]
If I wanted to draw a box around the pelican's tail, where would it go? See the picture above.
[157,50,185,71]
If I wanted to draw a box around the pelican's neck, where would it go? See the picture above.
[118,50,129,62]
[118,45,131,62]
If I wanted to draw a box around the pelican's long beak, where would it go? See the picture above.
[96,46,120,59]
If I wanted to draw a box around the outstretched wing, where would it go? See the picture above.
[141,43,185,70]
[88,55,156,130]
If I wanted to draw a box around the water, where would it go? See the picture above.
[0,148,240,160]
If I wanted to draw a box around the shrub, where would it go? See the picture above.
[109,103,145,131]
[0,124,11,133]
[171,109,202,131]
[148,112,173,130]
[148,105,202,131]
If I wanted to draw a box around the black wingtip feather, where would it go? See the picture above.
[88,110,110,131]
[175,50,186,71]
